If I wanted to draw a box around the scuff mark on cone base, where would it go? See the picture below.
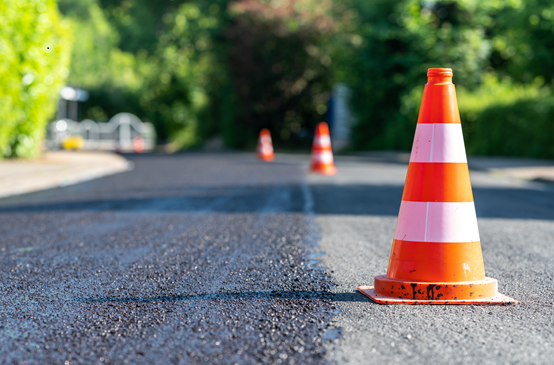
[374,275,499,300]
[358,286,518,305]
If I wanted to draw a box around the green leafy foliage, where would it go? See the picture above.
[141,2,217,149]
[0,0,71,158]
[458,75,554,158]
[332,0,554,159]
[47,0,554,157]
[211,0,337,149]
[488,0,554,84]
[333,0,498,150]
[58,0,340,149]
[390,74,554,157]
[464,98,554,158]
[59,0,150,122]
[59,0,216,149]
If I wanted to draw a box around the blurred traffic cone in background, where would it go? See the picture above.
[310,122,336,175]
[257,129,274,161]
[359,68,517,305]
[133,135,145,153]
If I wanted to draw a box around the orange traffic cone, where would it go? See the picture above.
[359,68,517,305]
[257,129,274,161]
[310,122,336,175]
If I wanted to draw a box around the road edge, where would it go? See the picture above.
[0,151,132,199]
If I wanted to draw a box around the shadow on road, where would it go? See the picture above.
[1,183,553,220]
[74,290,371,303]
[311,183,554,220]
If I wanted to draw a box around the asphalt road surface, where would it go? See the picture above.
[1,152,553,364]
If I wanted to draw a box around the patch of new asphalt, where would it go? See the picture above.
[1,152,554,364]
[0,153,338,365]
[311,155,554,365]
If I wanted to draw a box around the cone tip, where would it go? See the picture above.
[317,122,330,133]
[427,68,453,84]
[427,68,453,77]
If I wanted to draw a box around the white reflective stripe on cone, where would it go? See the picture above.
[261,145,273,155]
[313,135,331,148]
[409,124,467,163]
[312,150,334,164]
[257,145,272,153]
[260,136,272,143]
[394,201,480,242]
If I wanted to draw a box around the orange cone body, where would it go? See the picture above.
[310,122,336,175]
[359,68,517,305]
[257,129,274,161]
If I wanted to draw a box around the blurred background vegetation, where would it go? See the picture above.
[3,0,554,158]
[0,0,71,158]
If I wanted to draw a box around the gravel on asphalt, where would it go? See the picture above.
[0,153,337,365]
[2,152,554,365]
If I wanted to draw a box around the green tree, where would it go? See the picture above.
[204,0,340,149]
[60,0,341,150]
[0,0,72,158]
[488,0,554,85]
[333,0,504,150]
[139,2,217,149]
[59,0,212,148]
[59,0,145,122]
[58,0,554,158]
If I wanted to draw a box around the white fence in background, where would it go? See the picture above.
[46,112,156,152]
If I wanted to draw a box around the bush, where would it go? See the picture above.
[333,0,497,150]
[204,0,340,149]
[377,73,554,158]
[0,0,72,158]
[457,75,554,158]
